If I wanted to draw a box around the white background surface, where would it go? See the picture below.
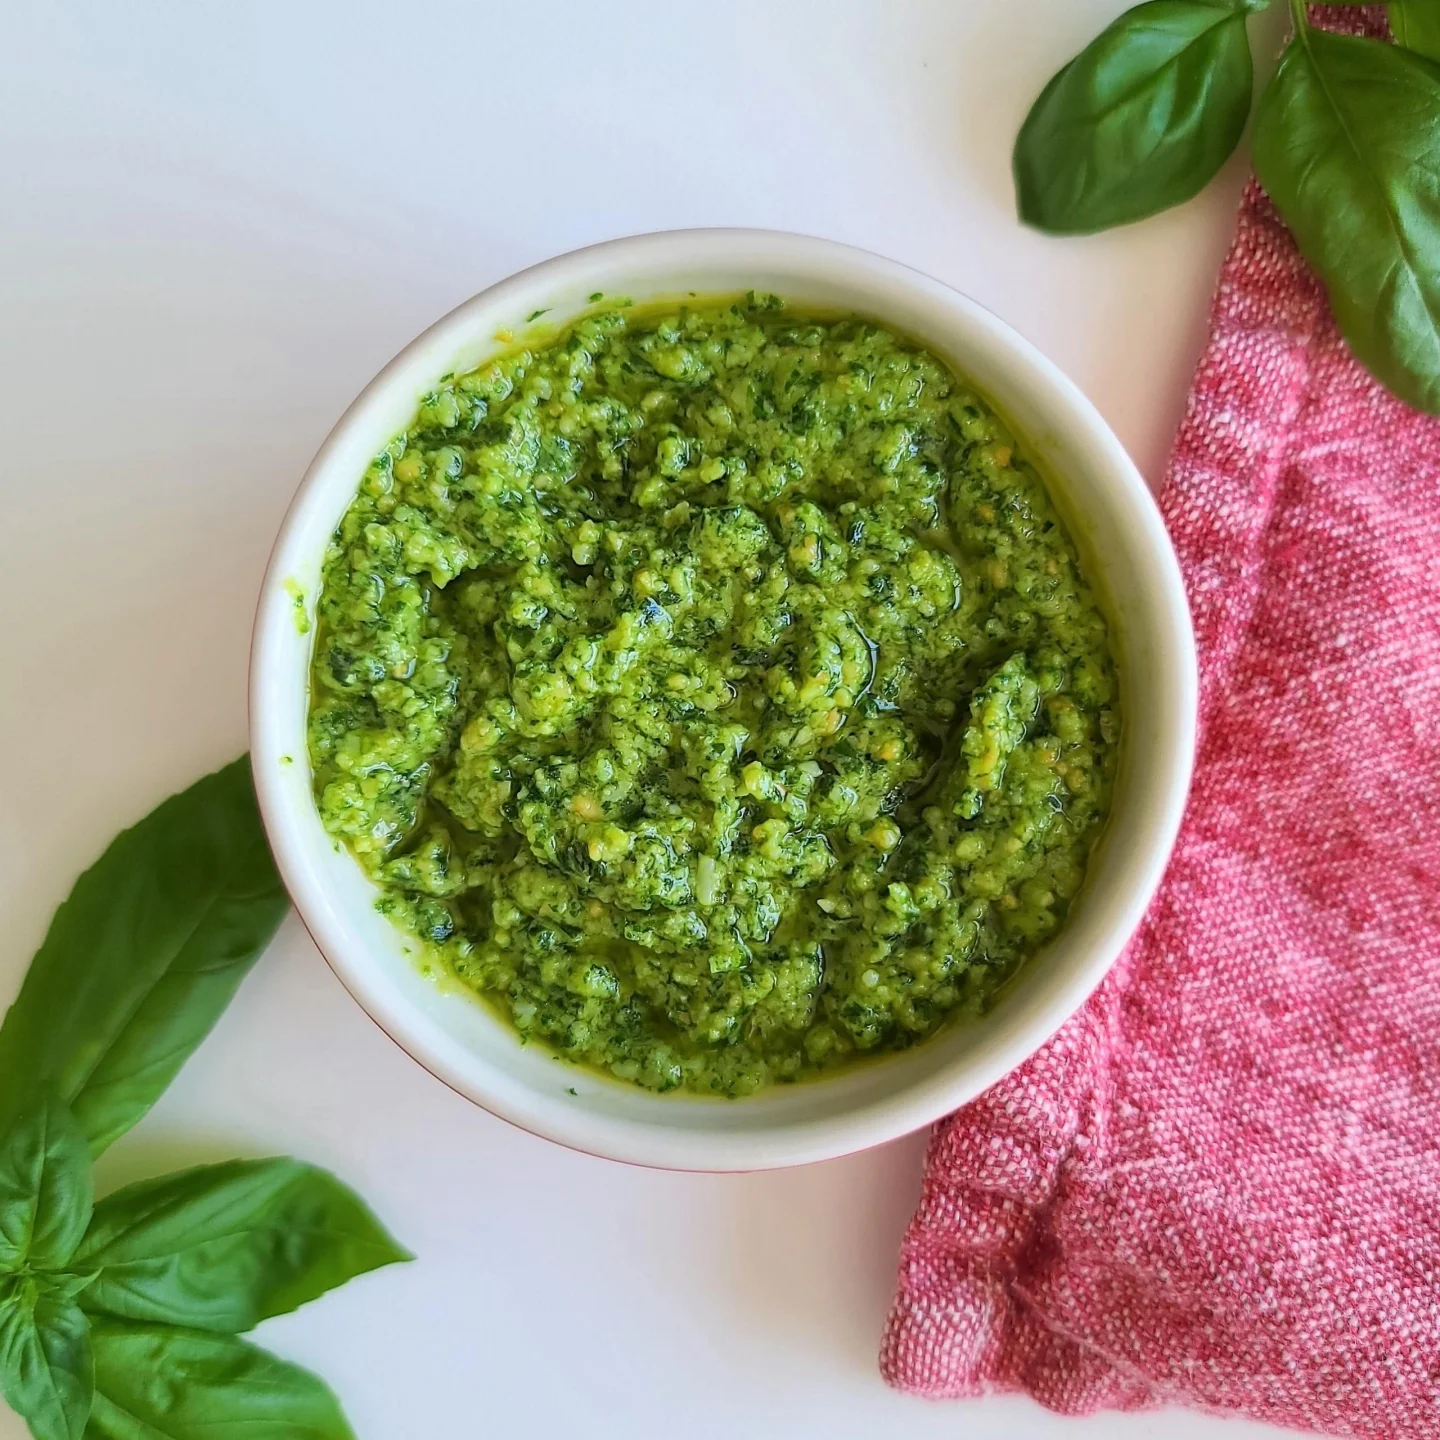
[0,3,1307,1437]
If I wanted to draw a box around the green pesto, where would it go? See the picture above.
[284,579,311,636]
[307,297,1119,1096]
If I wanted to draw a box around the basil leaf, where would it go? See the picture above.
[0,1293,92,1440]
[33,1275,99,1308]
[1253,27,1440,415]
[0,1098,92,1274]
[1390,0,1440,62]
[0,759,289,1155]
[74,1159,410,1333]
[85,1319,354,1440]
[1014,0,1264,234]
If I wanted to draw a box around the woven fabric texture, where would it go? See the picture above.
[881,12,1440,1436]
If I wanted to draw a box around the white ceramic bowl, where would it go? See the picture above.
[250,229,1196,1171]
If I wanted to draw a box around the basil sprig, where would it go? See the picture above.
[1014,0,1440,416]
[0,762,409,1440]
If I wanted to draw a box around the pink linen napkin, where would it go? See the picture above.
[881,12,1440,1437]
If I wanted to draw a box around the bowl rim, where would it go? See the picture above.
[249,226,1197,1170]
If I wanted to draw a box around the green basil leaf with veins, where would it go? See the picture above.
[33,1275,99,1308]
[85,1320,354,1440]
[1014,0,1266,234]
[0,1098,92,1274]
[0,759,289,1155]
[1390,0,1440,62]
[0,1293,92,1440]
[1253,27,1440,415]
[74,1159,411,1333]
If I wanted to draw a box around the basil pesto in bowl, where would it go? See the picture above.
[252,231,1194,1168]
[306,298,1117,1097]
